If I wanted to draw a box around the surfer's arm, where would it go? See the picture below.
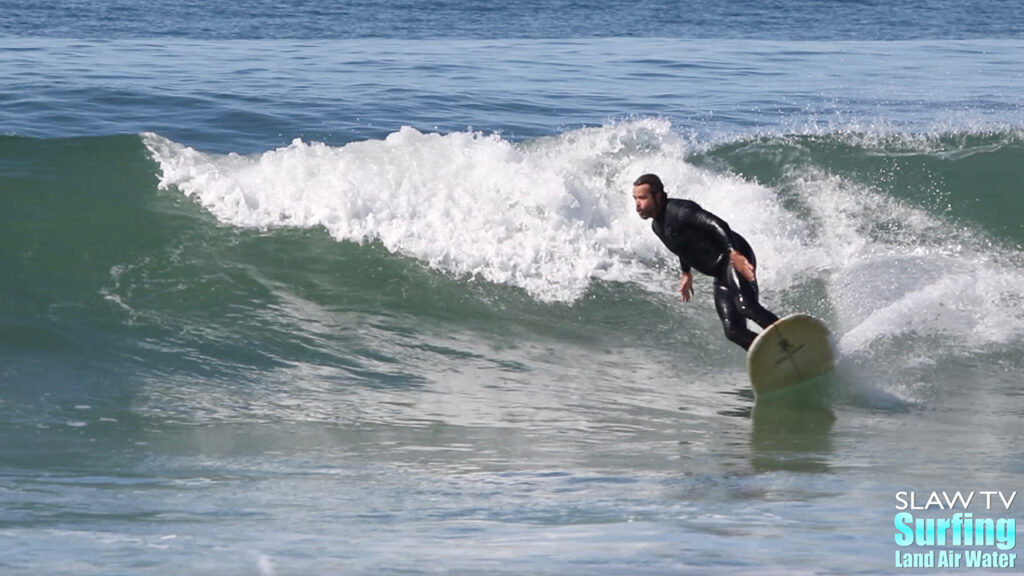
[675,255,693,302]
[679,269,693,301]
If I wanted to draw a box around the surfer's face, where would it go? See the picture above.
[633,184,660,219]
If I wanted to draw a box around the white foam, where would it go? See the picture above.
[144,120,809,302]
[791,167,1024,353]
[256,553,276,576]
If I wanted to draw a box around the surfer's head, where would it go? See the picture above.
[632,173,666,220]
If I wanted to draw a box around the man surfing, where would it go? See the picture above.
[632,173,779,350]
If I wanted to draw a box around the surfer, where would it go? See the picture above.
[632,173,779,350]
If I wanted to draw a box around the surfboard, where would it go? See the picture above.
[747,314,835,397]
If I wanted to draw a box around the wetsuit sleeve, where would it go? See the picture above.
[678,256,691,274]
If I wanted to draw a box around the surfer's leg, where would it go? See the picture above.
[714,277,758,350]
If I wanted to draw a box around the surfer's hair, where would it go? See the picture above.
[633,173,666,198]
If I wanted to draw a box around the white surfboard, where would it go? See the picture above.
[747,314,835,397]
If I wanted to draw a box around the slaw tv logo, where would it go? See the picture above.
[894,490,1017,569]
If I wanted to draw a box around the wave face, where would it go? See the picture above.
[8,123,1021,402]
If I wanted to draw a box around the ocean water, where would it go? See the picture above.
[2,2,1023,574]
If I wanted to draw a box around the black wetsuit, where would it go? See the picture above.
[652,198,779,350]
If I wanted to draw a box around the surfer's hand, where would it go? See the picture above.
[730,250,756,282]
[679,271,693,302]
